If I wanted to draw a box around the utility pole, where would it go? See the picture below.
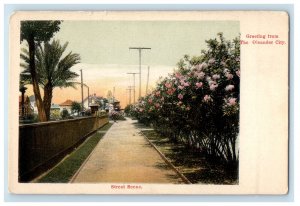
[127,72,138,103]
[80,69,84,113]
[146,66,150,95]
[87,86,90,107]
[113,87,115,102]
[74,82,90,108]
[129,47,151,99]
[126,87,133,105]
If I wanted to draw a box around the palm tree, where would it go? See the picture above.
[20,39,80,121]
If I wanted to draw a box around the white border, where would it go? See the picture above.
[1,0,298,205]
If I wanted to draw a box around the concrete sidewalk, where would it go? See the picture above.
[71,118,184,183]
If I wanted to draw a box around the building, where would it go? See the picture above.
[113,100,121,111]
[59,99,73,114]
[83,94,108,111]
[28,95,38,114]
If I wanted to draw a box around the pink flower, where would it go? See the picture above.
[227,97,237,106]
[225,73,233,80]
[155,103,160,108]
[195,71,205,79]
[179,76,186,81]
[208,58,215,64]
[225,85,235,91]
[139,108,144,112]
[208,80,216,86]
[203,95,212,102]
[195,64,202,71]
[161,97,164,101]
[178,85,184,90]
[175,72,181,79]
[186,106,191,111]
[165,82,172,88]
[212,74,220,80]
[177,101,183,106]
[148,98,153,103]
[167,88,175,95]
[210,83,218,91]
[201,62,208,69]
[183,82,190,87]
[236,70,240,77]
[178,94,184,100]
[195,82,203,89]
[155,91,161,97]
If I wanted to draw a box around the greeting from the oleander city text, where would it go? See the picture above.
[240,34,286,45]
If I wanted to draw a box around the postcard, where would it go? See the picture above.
[8,11,288,194]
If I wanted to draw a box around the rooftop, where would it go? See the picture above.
[59,99,73,106]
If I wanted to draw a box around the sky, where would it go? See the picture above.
[23,20,239,108]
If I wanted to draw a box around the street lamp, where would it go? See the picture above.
[19,81,27,119]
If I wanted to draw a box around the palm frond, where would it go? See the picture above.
[20,38,81,90]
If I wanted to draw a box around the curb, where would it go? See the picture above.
[140,131,192,184]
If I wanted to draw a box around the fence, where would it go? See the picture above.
[19,115,108,182]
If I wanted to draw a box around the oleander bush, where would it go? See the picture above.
[127,33,240,175]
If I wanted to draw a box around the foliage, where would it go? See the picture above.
[110,111,126,121]
[61,109,70,119]
[124,104,132,115]
[71,101,82,115]
[50,109,61,120]
[21,39,80,120]
[85,109,92,116]
[128,33,240,173]
[20,21,62,43]
[20,21,62,122]
[21,39,80,88]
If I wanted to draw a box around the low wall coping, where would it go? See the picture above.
[19,115,108,129]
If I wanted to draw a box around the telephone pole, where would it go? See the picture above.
[126,86,133,105]
[127,72,138,103]
[80,69,84,113]
[129,47,151,99]
[146,66,150,95]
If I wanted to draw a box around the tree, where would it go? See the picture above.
[21,39,80,120]
[61,109,69,119]
[71,101,81,116]
[21,21,61,122]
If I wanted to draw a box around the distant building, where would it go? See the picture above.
[28,95,38,114]
[51,103,60,112]
[59,99,73,114]
[113,101,121,111]
[19,95,33,118]
[83,94,108,111]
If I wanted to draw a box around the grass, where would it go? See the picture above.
[141,130,238,185]
[36,123,113,183]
